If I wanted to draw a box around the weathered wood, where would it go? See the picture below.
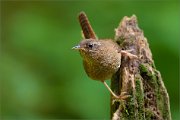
[111,15,171,120]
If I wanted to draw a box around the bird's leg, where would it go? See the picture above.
[102,80,119,98]
[101,81,130,99]
[121,50,138,59]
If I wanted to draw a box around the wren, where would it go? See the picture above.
[72,12,137,99]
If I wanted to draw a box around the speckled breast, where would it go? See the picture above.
[83,53,121,81]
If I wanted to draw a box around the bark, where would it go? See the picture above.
[111,15,171,120]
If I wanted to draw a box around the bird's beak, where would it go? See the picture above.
[72,45,81,50]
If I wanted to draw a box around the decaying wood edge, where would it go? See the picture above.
[111,15,171,120]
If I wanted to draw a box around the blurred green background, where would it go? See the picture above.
[1,1,179,119]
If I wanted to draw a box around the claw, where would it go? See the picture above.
[119,94,131,100]
[121,50,138,59]
[120,91,128,96]
[112,94,131,100]
[112,94,131,105]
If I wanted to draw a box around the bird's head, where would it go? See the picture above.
[72,39,102,61]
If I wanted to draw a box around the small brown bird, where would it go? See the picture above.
[72,39,137,99]
[72,12,137,99]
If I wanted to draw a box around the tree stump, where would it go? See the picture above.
[111,15,171,120]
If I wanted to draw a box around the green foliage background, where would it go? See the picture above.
[1,1,179,119]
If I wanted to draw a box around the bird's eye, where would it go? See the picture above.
[88,44,93,48]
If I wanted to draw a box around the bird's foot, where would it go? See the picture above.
[112,92,131,100]
[112,92,131,105]
[121,50,138,59]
